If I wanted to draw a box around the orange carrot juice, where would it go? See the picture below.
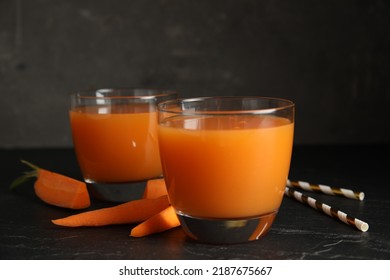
[70,104,162,183]
[158,115,294,219]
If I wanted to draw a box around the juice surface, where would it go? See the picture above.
[158,115,294,218]
[70,104,162,183]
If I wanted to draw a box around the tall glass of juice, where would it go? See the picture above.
[158,96,294,243]
[70,88,177,202]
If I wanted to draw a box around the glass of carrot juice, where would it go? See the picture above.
[70,88,177,202]
[158,96,294,243]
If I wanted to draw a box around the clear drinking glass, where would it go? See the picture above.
[158,96,294,243]
[70,88,177,202]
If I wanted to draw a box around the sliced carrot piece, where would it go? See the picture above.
[130,205,180,237]
[52,195,170,227]
[11,160,90,209]
[34,169,90,209]
[143,178,168,199]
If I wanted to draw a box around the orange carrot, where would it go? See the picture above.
[34,169,90,209]
[52,195,170,227]
[130,205,180,237]
[11,160,90,209]
[143,178,168,199]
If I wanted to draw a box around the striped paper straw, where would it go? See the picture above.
[284,187,369,232]
[287,179,365,201]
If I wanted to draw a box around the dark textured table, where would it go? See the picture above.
[1,145,389,260]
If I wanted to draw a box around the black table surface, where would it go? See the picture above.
[1,145,389,260]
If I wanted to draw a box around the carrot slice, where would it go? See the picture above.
[34,169,90,209]
[143,178,168,199]
[130,205,180,237]
[11,160,90,209]
[52,195,170,227]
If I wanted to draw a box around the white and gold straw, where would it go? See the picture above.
[287,179,365,201]
[284,187,369,232]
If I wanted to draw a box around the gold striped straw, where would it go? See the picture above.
[287,179,365,201]
[284,187,369,232]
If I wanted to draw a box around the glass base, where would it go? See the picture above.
[177,211,277,244]
[86,181,146,203]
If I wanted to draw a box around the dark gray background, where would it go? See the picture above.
[1,0,389,148]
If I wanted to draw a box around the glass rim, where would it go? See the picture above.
[158,96,295,115]
[70,88,177,100]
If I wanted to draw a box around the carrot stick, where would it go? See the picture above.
[52,195,170,227]
[11,160,90,209]
[143,178,168,199]
[130,205,180,237]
